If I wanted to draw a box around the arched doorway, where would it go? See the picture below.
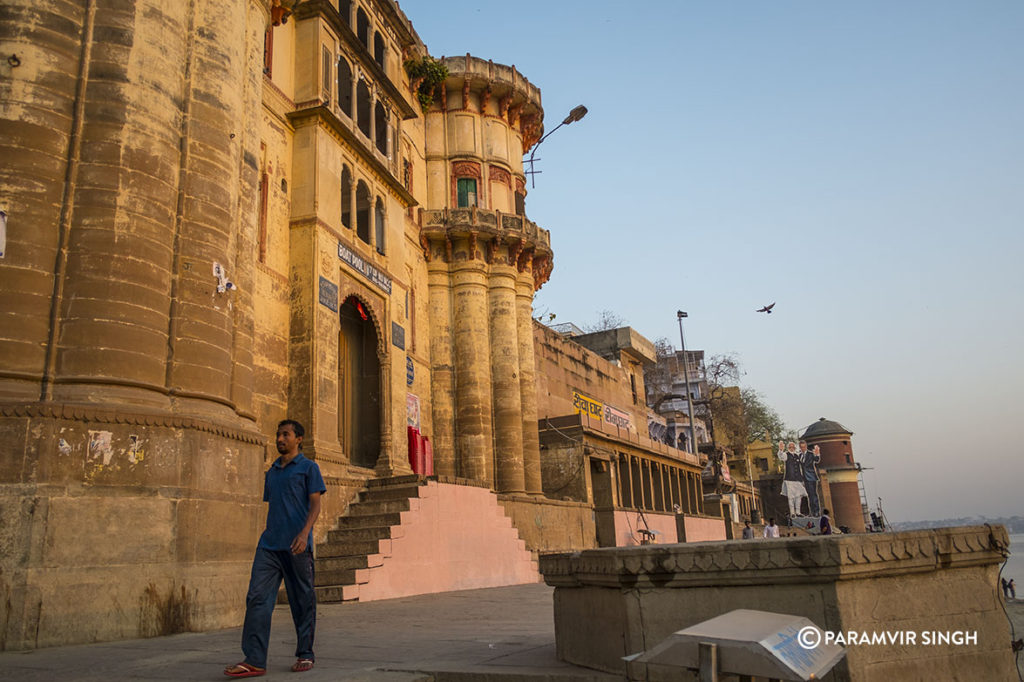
[339,295,380,468]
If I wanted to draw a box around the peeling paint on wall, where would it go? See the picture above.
[0,209,7,258]
[57,438,72,456]
[88,430,114,466]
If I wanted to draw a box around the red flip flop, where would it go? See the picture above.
[292,658,315,672]
[224,662,266,678]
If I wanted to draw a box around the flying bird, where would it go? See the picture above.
[756,302,775,314]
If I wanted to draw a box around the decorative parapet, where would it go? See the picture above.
[418,207,553,289]
[540,525,1009,588]
[437,55,544,149]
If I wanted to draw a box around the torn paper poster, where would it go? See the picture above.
[88,430,114,465]
[212,261,236,293]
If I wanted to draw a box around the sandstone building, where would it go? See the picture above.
[0,0,732,649]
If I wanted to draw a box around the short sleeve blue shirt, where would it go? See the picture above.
[258,453,327,551]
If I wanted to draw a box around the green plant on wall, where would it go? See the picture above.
[405,56,448,113]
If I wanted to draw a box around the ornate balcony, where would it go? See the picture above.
[418,207,553,288]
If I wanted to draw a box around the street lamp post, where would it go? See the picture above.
[525,105,587,188]
[676,311,696,455]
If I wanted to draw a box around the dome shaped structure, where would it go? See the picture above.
[801,417,852,439]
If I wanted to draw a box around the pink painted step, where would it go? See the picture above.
[315,479,538,603]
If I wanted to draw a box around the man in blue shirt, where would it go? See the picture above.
[225,420,326,678]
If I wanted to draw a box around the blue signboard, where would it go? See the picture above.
[406,356,414,386]
[318,276,338,312]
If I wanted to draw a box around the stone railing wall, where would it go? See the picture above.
[540,526,1015,680]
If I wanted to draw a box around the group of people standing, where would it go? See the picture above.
[780,439,822,518]
[742,510,832,539]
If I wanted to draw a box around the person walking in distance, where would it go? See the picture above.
[224,419,326,678]
[763,518,780,538]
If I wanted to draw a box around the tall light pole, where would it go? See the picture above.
[525,105,588,188]
[676,311,696,455]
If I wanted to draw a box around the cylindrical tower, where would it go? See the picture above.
[801,417,867,533]
[420,55,549,493]
[0,0,269,649]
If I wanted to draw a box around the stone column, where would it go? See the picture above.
[350,73,358,132]
[369,93,377,148]
[374,352,410,476]
[516,256,543,495]
[450,235,493,485]
[488,251,524,494]
[426,256,456,476]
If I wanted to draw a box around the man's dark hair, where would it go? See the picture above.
[769,518,776,525]
[278,419,305,445]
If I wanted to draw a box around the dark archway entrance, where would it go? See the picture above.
[339,296,380,468]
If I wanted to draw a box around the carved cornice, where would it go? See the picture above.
[539,525,1010,589]
[0,402,266,445]
[439,55,543,143]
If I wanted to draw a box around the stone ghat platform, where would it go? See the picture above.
[539,525,1016,681]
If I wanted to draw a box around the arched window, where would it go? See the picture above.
[341,165,352,228]
[373,31,385,68]
[356,181,371,244]
[337,0,351,24]
[356,8,370,48]
[337,57,352,118]
[374,197,385,255]
[374,101,387,154]
[357,81,371,137]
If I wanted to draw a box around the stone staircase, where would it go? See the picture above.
[315,475,538,603]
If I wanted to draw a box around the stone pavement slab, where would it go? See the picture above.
[0,583,621,681]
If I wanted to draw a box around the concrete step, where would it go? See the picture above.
[327,525,398,544]
[334,511,404,529]
[316,553,383,572]
[365,474,425,488]
[359,483,426,501]
[316,583,359,602]
[348,498,415,515]
[315,566,371,587]
[317,538,391,558]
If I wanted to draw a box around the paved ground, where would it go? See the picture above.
[0,583,620,681]
[3,586,1021,681]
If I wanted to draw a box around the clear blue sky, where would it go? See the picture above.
[404,1,1024,522]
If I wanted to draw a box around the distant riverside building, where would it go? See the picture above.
[801,417,868,533]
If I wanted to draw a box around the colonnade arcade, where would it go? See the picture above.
[614,453,706,516]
